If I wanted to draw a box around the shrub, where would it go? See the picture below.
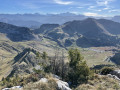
[101,67,114,75]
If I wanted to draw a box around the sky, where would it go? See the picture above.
[0,0,120,16]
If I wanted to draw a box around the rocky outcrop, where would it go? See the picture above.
[35,77,71,90]
[8,48,45,77]
[2,86,22,90]
[107,74,120,81]
[109,70,120,79]
[106,70,120,82]
[57,79,71,90]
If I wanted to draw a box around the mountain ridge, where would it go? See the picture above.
[0,22,35,41]
[35,18,120,47]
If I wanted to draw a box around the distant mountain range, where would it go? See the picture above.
[0,13,120,29]
[0,18,42,29]
[0,13,87,28]
[112,16,120,23]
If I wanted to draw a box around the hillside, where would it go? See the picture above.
[0,22,35,41]
[1,18,120,48]
[34,24,59,34]
[0,19,120,90]
[35,18,120,47]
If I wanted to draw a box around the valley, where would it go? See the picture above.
[0,18,120,89]
[1,0,120,89]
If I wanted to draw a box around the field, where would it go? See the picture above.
[81,47,115,67]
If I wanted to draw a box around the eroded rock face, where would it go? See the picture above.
[8,48,45,77]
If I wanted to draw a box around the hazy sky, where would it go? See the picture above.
[0,0,120,16]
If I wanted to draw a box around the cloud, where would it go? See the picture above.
[97,9,102,11]
[87,5,102,12]
[89,6,96,9]
[54,0,73,5]
[96,0,115,6]
[83,12,102,17]
[88,6,96,10]
[103,7,110,10]
[109,9,120,12]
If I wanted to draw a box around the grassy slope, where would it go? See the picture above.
[0,38,58,80]
[76,74,120,90]
[0,36,117,80]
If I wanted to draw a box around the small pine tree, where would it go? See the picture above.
[42,51,48,60]
[68,49,92,86]
[68,49,84,69]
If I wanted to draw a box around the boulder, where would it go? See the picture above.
[57,80,71,90]
[2,86,22,90]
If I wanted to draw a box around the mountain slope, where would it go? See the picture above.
[98,19,120,35]
[0,22,35,41]
[34,24,59,34]
[37,18,119,47]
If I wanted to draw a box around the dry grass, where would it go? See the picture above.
[0,38,60,80]
[76,74,120,90]
[79,47,115,67]
[23,77,58,90]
